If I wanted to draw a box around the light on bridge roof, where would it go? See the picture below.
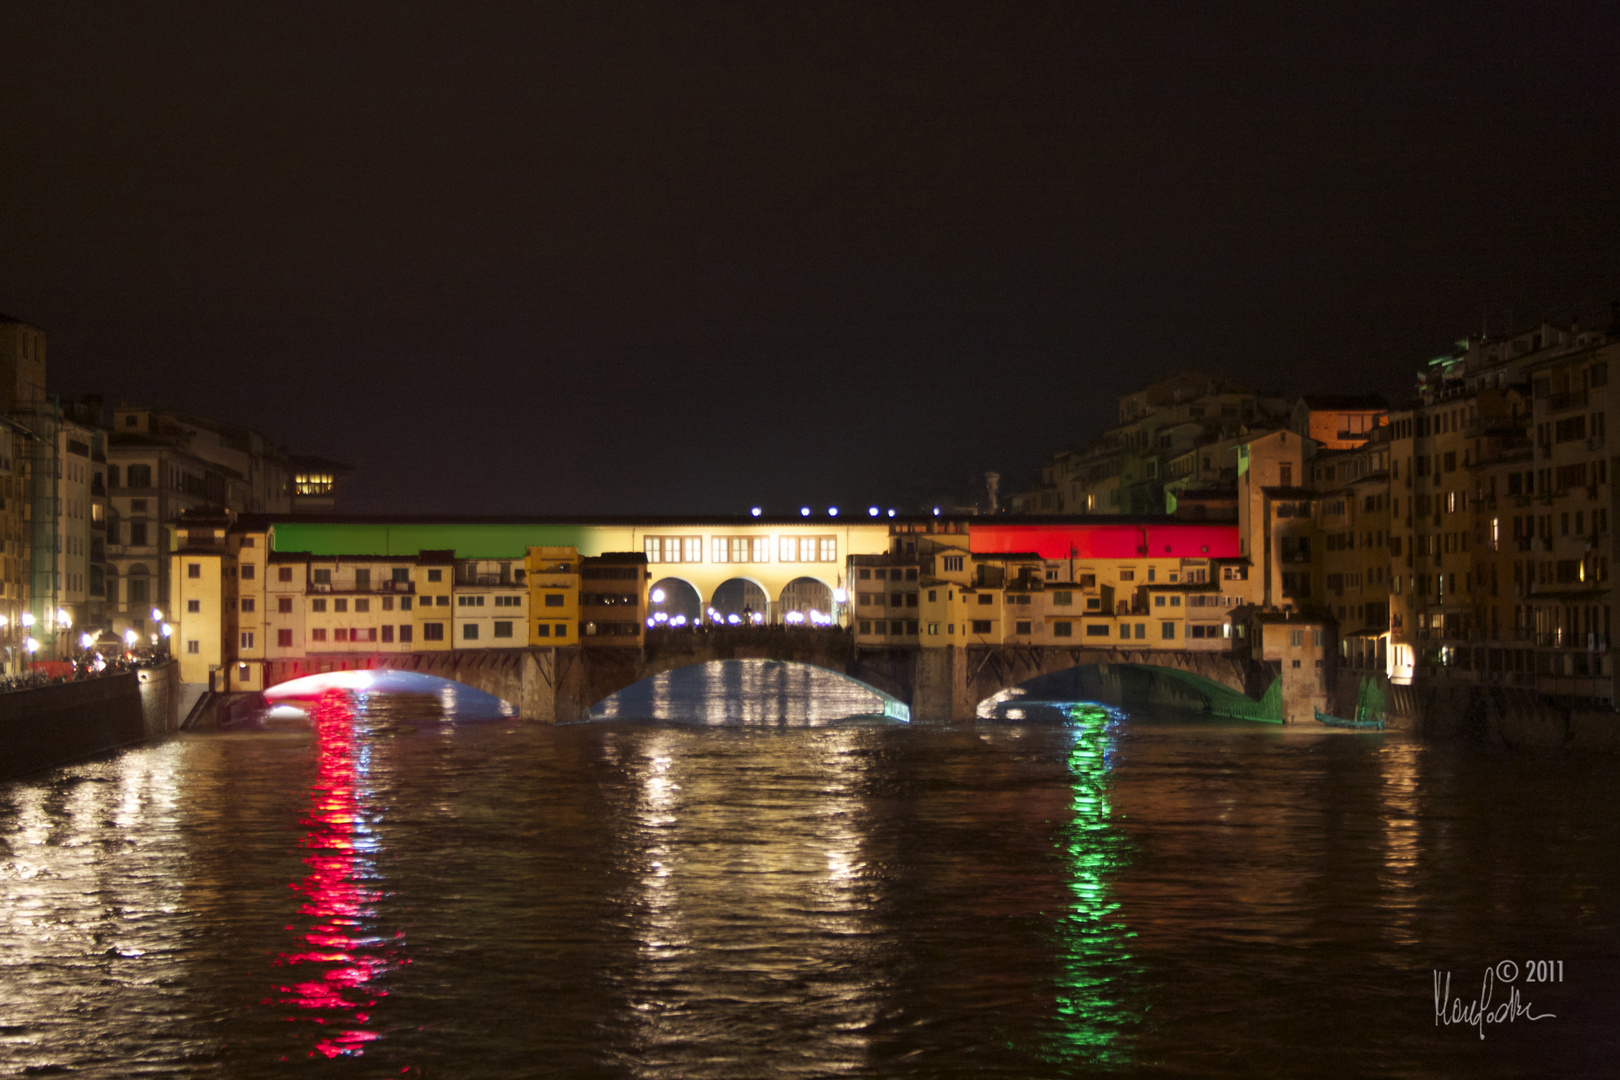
[828,506,838,516]
[750,506,762,517]
[800,506,811,516]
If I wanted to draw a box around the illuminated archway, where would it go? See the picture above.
[590,658,909,723]
[976,663,1280,723]
[707,577,769,625]
[648,577,702,627]
[778,576,834,627]
[263,668,516,720]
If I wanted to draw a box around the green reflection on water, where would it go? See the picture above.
[1046,702,1141,1069]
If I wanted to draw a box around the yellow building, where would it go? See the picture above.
[526,546,579,644]
[413,551,455,651]
[170,511,237,688]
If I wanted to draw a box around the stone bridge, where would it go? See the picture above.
[349,629,1284,723]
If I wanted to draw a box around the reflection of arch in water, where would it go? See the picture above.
[590,658,910,723]
[708,577,769,624]
[649,577,702,626]
[977,663,1280,723]
[778,576,834,624]
[263,668,516,720]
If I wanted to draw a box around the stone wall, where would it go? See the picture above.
[0,661,180,780]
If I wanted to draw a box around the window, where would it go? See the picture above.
[186,599,201,613]
[977,593,993,605]
[536,623,551,637]
[278,597,293,613]
[422,622,444,641]
[1119,569,1135,581]
[553,624,564,638]
[942,555,964,573]
[278,566,293,582]
[333,598,348,613]
[970,619,993,634]
[1161,622,1176,639]
[1053,621,1073,637]
[399,624,413,643]
[543,593,566,607]
[349,598,366,613]
[127,464,152,487]
[277,629,294,647]
[312,599,327,612]
[312,569,331,585]
[1085,623,1111,637]
[494,621,513,638]
[401,596,412,611]
[427,569,443,582]
[240,632,254,649]
[1015,620,1032,635]
[1052,591,1073,606]
[1154,595,1165,607]
[186,640,200,654]
[859,620,872,635]
[311,628,327,642]
[463,624,479,640]
[1288,629,1305,647]
[236,597,254,614]
[187,563,201,579]
[1135,624,1146,639]
[381,625,394,643]
[382,596,394,611]
[334,629,348,642]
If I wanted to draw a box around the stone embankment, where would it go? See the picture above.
[0,661,180,779]
[1331,668,1620,751]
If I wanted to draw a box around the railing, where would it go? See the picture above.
[1545,388,1589,412]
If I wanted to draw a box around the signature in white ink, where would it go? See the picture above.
[1434,963,1556,1040]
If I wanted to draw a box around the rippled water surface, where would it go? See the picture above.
[3,660,1619,1078]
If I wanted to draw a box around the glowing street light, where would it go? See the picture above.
[887,509,896,518]
[24,637,38,654]
[828,506,838,516]
[160,623,173,638]
[800,506,811,517]
[20,612,34,628]
[833,588,848,603]
[56,609,72,628]
[932,507,941,516]
[151,608,163,623]
[750,506,762,517]
[124,629,139,646]
[868,506,880,517]
[79,632,93,649]
[651,588,666,603]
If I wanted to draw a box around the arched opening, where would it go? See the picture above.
[707,578,769,626]
[590,658,909,724]
[778,576,834,627]
[648,577,702,628]
[977,663,1279,724]
[260,668,516,724]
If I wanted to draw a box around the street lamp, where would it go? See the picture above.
[57,609,71,628]
[151,607,163,623]
[20,612,34,628]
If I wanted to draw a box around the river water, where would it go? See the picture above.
[2,660,1618,1078]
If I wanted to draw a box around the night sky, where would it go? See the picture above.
[2,2,1617,514]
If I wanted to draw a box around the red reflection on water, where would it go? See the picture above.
[270,689,399,1058]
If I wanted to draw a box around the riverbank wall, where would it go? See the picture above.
[0,661,181,780]
[1330,668,1620,751]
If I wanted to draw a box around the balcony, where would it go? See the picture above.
[1545,389,1589,413]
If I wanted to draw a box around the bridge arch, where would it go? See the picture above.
[960,648,1279,724]
[590,657,909,724]
[263,667,517,719]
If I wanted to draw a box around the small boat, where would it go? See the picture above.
[1314,706,1384,731]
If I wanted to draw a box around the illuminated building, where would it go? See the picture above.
[526,546,579,644]
[290,455,352,513]
[1290,393,1389,451]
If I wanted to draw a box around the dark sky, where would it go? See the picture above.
[2,2,1617,514]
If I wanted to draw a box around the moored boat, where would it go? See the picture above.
[1313,706,1384,731]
